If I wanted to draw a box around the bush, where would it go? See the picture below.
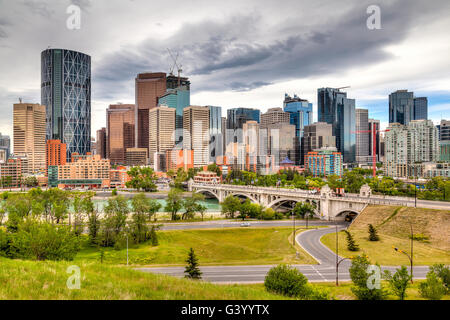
[383,266,411,300]
[8,220,81,261]
[260,208,275,220]
[419,271,447,300]
[264,264,310,299]
[349,255,387,300]
[409,233,430,242]
[429,264,450,293]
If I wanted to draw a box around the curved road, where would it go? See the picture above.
[137,223,430,283]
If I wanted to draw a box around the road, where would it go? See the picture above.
[137,225,430,283]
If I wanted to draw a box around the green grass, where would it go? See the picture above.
[0,257,290,300]
[75,227,318,266]
[321,205,450,265]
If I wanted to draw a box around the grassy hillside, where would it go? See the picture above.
[321,206,450,265]
[76,227,317,266]
[0,257,289,300]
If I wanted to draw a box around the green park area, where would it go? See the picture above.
[321,205,450,265]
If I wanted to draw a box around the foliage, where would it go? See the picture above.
[292,202,316,219]
[344,230,359,251]
[24,176,38,188]
[238,199,262,220]
[383,266,411,300]
[184,248,202,280]
[220,195,241,219]
[99,195,130,247]
[419,271,447,300]
[349,255,387,300]
[368,224,379,241]
[126,167,158,192]
[259,208,284,220]
[207,164,222,178]
[165,188,184,221]
[429,264,450,293]
[182,193,206,220]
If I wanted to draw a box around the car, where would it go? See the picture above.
[240,222,251,227]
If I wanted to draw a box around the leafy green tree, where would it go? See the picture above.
[429,264,450,293]
[172,168,188,189]
[419,271,447,300]
[349,255,387,300]
[165,188,184,221]
[126,167,158,192]
[184,248,202,279]
[220,195,241,219]
[383,266,411,300]
[24,176,38,188]
[207,163,222,178]
[344,230,359,251]
[150,225,159,246]
[238,199,261,220]
[368,224,380,241]
[293,202,315,219]
[182,192,205,220]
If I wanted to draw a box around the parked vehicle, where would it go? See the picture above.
[240,222,251,227]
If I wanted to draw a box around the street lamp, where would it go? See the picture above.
[291,202,296,247]
[393,223,414,283]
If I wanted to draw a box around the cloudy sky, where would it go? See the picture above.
[0,0,450,142]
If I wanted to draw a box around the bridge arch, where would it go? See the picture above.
[267,198,304,210]
[229,193,258,204]
[195,189,220,201]
[334,208,362,222]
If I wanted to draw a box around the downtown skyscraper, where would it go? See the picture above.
[318,88,356,163]
[41,49,91,161]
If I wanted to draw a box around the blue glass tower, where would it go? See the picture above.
[41,49,91,161]
[413,97,428,120]
[158,86,190,145]
[318,88,356,163]
[226,108,260,144]
[389,90,414,125]
[208,106,222,162]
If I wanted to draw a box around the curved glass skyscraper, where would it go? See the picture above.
[41,49,91,161]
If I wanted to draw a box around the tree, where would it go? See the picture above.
[165,188,184,221]
[419,271,447,300]
[349,255,387,300]
[429,264,450,293]
[172,168,188,189]
[150,225,159,246]
[182,192,205,220]
[383,266,411,300]
[99,195,130,247]
[207,163,222,178]
[184,248,202,279]
[344,230,359,251]
[220,195,241,219]
[126,167,158,192]
[238,199,261,220]
[264,264,309,298]
[368,224,380,241]
[24,176,38,188]
[293,202,315,219]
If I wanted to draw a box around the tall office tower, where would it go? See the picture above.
[96,127,107,159]
[413,97,428,120]
[41,49,91,161]
[355,109,370,164]
[384,120,439,177]
[318,88,356,163]
[135,72,167,150]
[283,94,313,164]
[266,122,296,166]
[183,106,210,166]
[46,139,67,167]
[158,86,190,146]
[389,90,414,125]
[148,106,175,166]
[243,121,261,172]
[227,108,260,144]
[439,120,450,162]
[260,108,290,128]
[207,106,223,163]
[301,122,336,164]
[368,119,381,162]
[0,133,11,162]
[106,104,135,165]
[221,117,227,162]
[13,103,46,173]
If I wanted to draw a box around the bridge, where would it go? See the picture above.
[188,181,446,220]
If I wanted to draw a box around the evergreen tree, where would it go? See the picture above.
[184,248,202,280]
[368,224,380,241]
[150,226,158,246]
[344,230,359,251]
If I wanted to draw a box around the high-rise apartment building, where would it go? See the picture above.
[106,104,135,165]
[0,157,29,188]
[408,120,439,164]
[389,90,414,125]
[368,119,381,162]
[41,49,91,161]
[305,147,343,177]
[355,109,370,164]
[439,120,450,162]
[96,127,107,159]
[221,117,227,161]
[266,122,296,166]
[301,122,336,164]
[149,106,175,166]
[183,106,210,166]
[413,97,428,120]
[13,103,46,173]
[318,88,356,163]
[46,139,67,168]
[260,108,290,128]
[0,133,10,162]
[126,148,148,167]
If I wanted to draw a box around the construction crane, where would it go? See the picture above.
[336,86,351,90]
[167,48,183,87]
[353,128,389,178]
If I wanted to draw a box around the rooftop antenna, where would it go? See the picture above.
[19,97,22,103]
[336,86,351,91]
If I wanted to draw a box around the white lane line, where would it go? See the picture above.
[311,265,327,281]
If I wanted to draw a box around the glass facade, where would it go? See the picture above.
[41,49,91,161]
[318,88,356,163]
[389,90,414,125]
[226,108,260,144]
[208,106,223,162]
[413,97,428,120]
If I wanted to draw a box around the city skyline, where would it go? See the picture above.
[0,0,449,143]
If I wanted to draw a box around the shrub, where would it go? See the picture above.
[429,264,450,293]
[264,264,310,299]
[185,248,202,280]
[409,233,430,242]
[383,266,411,300]
[8,220,81,261]
[419,271,446,300]
[349,255,387,300]
[260,208,275,220]
[344,230,359,251]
